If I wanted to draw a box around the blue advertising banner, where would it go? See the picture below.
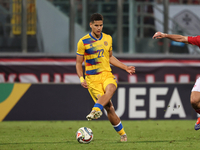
[2,83,196,121]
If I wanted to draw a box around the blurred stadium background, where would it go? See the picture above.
[0,0,200,121]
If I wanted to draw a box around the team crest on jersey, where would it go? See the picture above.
[104,41,108,46]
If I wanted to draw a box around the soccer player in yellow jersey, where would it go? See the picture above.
[76,13,135,142]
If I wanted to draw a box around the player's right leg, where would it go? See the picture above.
[86,80,104,120]
[104,101,127,142]
[86,104,103,120]
[86,83,117,120]
[86,85,116,120]
[86,91,103,120]
[86,72,117,120]
[190,77,200,130]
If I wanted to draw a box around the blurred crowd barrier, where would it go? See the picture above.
[0,0,199,54]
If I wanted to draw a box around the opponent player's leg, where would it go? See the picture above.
[191,91,200,110]
[191,91,200,130]
[104,101,127,142]
[190,77,200,130]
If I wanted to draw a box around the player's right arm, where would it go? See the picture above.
[76,55,84,78]
[152,31,189,44]
[76,55,88,89]
[76,39,88,89]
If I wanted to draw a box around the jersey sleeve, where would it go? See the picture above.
[76,39,85,56]
[188,36,200,48]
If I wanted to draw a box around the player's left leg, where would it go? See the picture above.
[102,74,127,141]
[104,101,127,142]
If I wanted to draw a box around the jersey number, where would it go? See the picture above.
[97,49,104,58]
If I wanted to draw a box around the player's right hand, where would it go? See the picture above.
[81,80,88,89]
[152,31,166,39]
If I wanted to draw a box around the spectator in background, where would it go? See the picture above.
[0,1,9,10]
[0,1,10,37]
[136,0,155,37]
[184,0,200,4]
[169,0,180,3]
[156,0,180,4]
[143,0,155,37]
[156,0,200,4]
[101,0,116,35]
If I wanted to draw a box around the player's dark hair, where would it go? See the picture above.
[90,13,103,23]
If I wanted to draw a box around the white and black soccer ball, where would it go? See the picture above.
[76,127,93,144]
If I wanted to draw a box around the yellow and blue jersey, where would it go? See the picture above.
[77,32,112,75]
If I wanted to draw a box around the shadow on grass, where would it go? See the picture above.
[116,139,191,144]
[0,139,195,145]
[0,141,75,145]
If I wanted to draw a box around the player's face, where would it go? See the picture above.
[90,20,103,38]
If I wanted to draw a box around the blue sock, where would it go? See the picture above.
[113,121,126,135]
[92,103,103,111]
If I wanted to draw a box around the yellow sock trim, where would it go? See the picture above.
[118,128,126,136]
[92,107,101,112]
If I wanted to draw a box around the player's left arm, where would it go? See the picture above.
[109,51,135,75]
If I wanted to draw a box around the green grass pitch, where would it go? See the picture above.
[0,120,199,150]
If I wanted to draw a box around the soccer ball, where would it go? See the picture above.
[76,127,93,144]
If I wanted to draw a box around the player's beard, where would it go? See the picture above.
[94,31,101,38]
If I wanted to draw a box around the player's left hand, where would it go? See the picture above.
[126,66,135,75]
